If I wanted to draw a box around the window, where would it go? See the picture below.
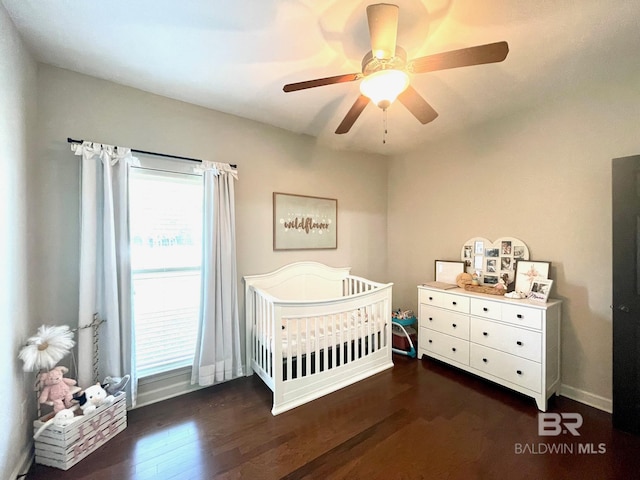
[129,167,203,378]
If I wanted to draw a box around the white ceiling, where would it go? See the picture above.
[3,0,638,156]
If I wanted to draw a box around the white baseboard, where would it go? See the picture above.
[134,370,205,409]
[560,383,612,413]
[11,444,33,480]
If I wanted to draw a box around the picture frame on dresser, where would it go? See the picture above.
[528,278,553,303]
[435,260,465,284]
[514,260,551,294]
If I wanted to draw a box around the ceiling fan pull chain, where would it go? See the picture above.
[382,108,388,144]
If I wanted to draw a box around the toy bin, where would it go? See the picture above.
[392,315,417,358]
[33,391,127,470]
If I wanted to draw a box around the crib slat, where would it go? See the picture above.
[344,311,350,365]
[342,311,348,366]
[267,297,273,376]
[251,291,257,370]
[376,301,380,351]
[372,302,378,352]
[330,313,336,370]
[258,295,263,371]
[361,308,366,359]
[336,313,341,367]
[361,306,367,356]
[256,293,262,371]
[262,296,268,374]
[313,315,327,373]
[367,303,373,354]
[285,318,292,382]
[262,298,273,372]
[294,318,304,378]
[321,315,327,372]
[305,318,311,378]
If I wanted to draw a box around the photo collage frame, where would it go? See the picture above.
[460,237,530,287]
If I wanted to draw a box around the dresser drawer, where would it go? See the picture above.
[470,298,502,320]
[470,344,541,393]
[440,292,470,314]
[420,328,470,365]
[419,288,444,308]
[470,317,542,362]
[501,304,543,330]
[420,305,469,340]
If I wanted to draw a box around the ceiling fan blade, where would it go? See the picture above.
[366,3,399,59]
[283,73,361,92]
[397,86,438,124]
[335,95,370,134]
[408,41,509,74]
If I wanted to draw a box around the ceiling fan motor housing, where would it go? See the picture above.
[361,46,407,76]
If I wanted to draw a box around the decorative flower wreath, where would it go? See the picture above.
[19,325,75,372]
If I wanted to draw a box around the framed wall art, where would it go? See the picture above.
[273,192,337,250]
[514,260,551,294]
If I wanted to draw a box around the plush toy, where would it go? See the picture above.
[456,272,473,288]
[53,407,78,427]
[38,366,78,413]
[33,406,80,440]
[102,374,130,396]
[75,383,115,414]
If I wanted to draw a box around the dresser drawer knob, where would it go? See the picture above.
[452,301,457,306]
[516,370,522,375]
[482,358,488,363]
[517,314,523,319]
[482,331,488,336]
[483,307,488,312]
[452,323,457,328]
[429,296,433,301]
[429,317,433,321]
[452,347,457,352]
[516,340,523,346]
[428,339,432,343]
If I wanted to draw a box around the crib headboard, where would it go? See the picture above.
[243,261,351,301]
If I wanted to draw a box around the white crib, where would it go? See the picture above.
[244,262,394,415]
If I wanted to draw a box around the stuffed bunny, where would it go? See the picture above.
[38,366,77,413]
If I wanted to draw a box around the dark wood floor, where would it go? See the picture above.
[26,355,640,480]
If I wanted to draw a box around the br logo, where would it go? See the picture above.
[538,413,583,436]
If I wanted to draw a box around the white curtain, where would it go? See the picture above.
[72,141,137,407]
[191,161,243,386]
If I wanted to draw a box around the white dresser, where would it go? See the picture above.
[417,285,561,411]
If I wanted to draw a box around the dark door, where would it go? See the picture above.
[612,154,640,434]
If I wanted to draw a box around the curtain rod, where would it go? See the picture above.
[67,137,237,169]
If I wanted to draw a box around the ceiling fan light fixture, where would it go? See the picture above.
[359,69,409,110]
[374,49,389,60]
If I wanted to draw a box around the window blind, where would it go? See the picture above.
[129,167,203,378]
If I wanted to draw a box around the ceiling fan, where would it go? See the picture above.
[283,3,509,134]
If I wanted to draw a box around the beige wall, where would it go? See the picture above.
[0,3,39,477]
[388,73,640,410]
